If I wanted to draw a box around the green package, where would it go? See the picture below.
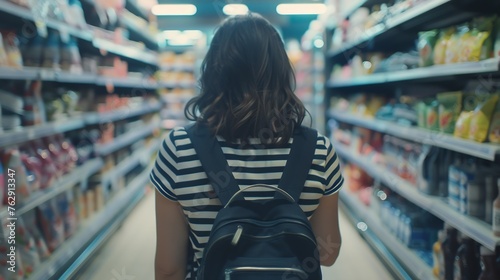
[437,91,463,134]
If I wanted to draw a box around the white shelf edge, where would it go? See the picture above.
[0,158,104,220]
[84,103,161,125]
[332,140,500,251]
[327,58,500,88]
[340,190,436,280]
[93,121,159,156]
[0,119,85,148]
[28,163,150,280]
[93,38,158,66]
[329,111,500,161]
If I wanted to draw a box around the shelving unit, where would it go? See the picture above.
[332,140,500,251]
[324,0,500,276]
[0,0,167,278]
[339,190,435,280]
[329,111,500,160]
[29,163,152,280]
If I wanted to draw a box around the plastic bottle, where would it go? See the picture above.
[453,236,481,280]
[478,246,499,280]
[493,178,500,237]
[433,230,445,279]
[442,225,459,280]
[448,156,463,212]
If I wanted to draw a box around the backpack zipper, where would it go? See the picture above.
[224,267,308,280]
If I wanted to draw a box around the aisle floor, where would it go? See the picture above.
[77,189,394,280]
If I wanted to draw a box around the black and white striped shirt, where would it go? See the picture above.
[150,127,344,277]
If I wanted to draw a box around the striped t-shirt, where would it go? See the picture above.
[150,127,344,278]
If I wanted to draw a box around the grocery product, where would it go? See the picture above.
[469,94,499,142]
[42,30,61,69]
[426,100,439,131]
[56,191,78,238]
[437,91,463,134]
[60,36,82,73]
[0,162,3,207]
[454,111,473,138]
[417,30,438,67]
[2,149,31,204]
[417,146,439,195]
[432,230,445,279]
[461,17,495,62]
[36,201,65,252]
[453,236,481,280]
[442,225,459,280]
[493,178,500,237]
[433,27,455,65]
[0,32,8,66]
[478,247,499,280]
[487,95,500,143]
[1,31,23,68]
[445,25,470,64]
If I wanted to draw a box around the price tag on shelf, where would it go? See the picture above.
[59,26,70,43]
[35,20,48,38]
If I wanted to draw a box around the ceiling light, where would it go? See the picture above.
[223,4,249,15]
[152,4,197,16]
[276,3,327,15]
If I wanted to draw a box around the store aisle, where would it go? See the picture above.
[77,189,394,280]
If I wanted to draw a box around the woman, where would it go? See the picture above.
[151,13,343,280]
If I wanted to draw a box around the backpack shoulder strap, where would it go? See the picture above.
[185,122,239,205]
[276,126,318,202]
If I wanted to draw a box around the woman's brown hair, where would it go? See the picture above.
[185,13,307,146]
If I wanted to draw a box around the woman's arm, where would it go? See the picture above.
[309,192,342,266]
[155,189,189,280]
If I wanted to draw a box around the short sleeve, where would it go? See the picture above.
[150,129,179,201]
[322,136,344,196]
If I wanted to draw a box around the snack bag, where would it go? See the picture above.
[426,101,440,131]
[418,30,438,67]
[488,95,500,143]
[454,111,473,138]
[469,94,499,142]
[416,102,427,128]
[433,27,455,65]
[36,201,65,252]
[461,16,496,62]
[445,25,470,64]
[437,91,463,133]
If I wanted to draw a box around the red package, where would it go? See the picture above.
[35,201,65,252]
[1,149,31,204]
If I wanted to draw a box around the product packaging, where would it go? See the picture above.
[478,246,499,280]
[433,27,455,65]
[437,91,463,134]
[41,30,60,69]
[469,94,499,142]
[432,230,445,279]
[22,211,51,261]
[487,94,500,143]
[442,225,459,280]
[445,25,470,64]
[418,30,438,67]
[1,31,23,68]
[55,191,78,238]
[2,149,31,204]
[454,111,473,138]
[453,236,481,280]
[36,201,65,252]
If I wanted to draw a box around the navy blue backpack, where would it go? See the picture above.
[186,123,322,280]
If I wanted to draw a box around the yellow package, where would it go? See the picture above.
[433,27,455,65]
[461,17,496,62]
[454,111,473,138]
[469,94,499,142]
[488,94,500,143]
[445,25,470,64]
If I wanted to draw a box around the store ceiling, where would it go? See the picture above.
[155,0,325,41]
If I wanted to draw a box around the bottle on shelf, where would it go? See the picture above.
[493,178,500,237]
[442,224,459,280]
[478,246,499,280]
[453,235,481,280]
[432,230,445,279]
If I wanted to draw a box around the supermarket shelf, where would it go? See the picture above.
[101,140,159,188]
[95,76,158,89]
[327,0,455,60]
[327,58,500,88]
[0,67,39,80]
[0,0,93,41]
[329,111,500,161]
[339,190,434,280]
[29,162,150,280]
[159,64,196,72]
[158,81,197,89]
[0,118,85,148]
[120,16,158,50]
[125,0,149,21]
[332,140,500,251]
[93,38,158,67]
[93,121,159,156]
[0,158,104,221]
[84,103,161,125]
